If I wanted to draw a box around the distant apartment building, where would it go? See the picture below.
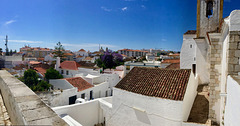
[20,46,53,58]
[118,49,148,57]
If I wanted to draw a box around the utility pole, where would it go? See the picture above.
[5,35,9,56]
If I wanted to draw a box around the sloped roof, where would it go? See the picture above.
[65,77,93,92]
[34,67,47,77]
[60,61,80,70]
[115,67,191,101]
[166,63,180,69]
[162,59,180,64]
[78,49,86,52]
[64,53,74,56]
[184,30,197,35]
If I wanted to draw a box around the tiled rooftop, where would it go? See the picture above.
[78,49,86,52]
[115,67,191,101]
[60,61,80,70]
[184,30,197,35]
[65,77,93,92]
[161,59,180,64]
[166,63,180,69]
[34,67,47,77]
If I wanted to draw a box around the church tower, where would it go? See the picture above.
[196,0,223,37]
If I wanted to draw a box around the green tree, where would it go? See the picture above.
[0,48,2,56]
[10,49,13,56]
[45,67,63,82]
[22,69,51,91]
[33,80,51,91]
[54,42,65,60]
[14,50,17,54]
[5,48,9,56]
[24,69,39,88]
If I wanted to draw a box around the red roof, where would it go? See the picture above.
[118,49,148,53]
[184,30,197,35]
[34,67,47,77]
[115,67,191,101]
[65,77,93,92]
[60,61,80,70]
[64,53,74,56]
[78,49,86,52]
[162,59,180,64]
[166,63,180,69]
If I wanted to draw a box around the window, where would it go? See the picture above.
[66,70,69,75]
[81,93,85,99]
[192,64,196,76]
[194,57,196,61]
[190,45,192,48]
[206,1,213,18]
[61,70,64,74]
[126,65,130,70]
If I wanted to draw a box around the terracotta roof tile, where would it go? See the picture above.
[184,30,197,35]
[34,67,47,77]
[66,77,93,92]
[115,67,191,101]
[162,59,180,64]
[60,61,80,70]
[64,53,74,56]
[166,63,180,69]
[78,49,86,52]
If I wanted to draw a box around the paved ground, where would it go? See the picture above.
[0,93,11,125]
[187,84,209,124]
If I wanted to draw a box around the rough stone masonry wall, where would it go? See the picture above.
[0,70,67,125]
[228,31,240,76]
[209,37,222,122]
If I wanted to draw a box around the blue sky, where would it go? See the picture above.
[0,0,239,52]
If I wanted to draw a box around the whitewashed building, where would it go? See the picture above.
[53,67,199,126]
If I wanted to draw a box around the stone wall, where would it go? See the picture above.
[0,70,67,125]
[228,31,240,76]
[209,37,222,123]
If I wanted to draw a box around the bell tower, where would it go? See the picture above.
[196,0,223,37]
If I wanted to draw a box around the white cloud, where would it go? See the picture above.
[5,20,16,25]
[101,6,112,12]
[141,5,146,9]
[161,39,167,42]
[121,7,128,11]
[8,40,43,44]
[61,43,119,51]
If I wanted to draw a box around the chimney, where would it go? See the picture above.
[55,57,61,70]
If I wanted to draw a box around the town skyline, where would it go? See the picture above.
[0,0,238,52]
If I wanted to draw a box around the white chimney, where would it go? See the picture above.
[55,57,61,70]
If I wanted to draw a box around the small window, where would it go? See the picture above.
[194,57,196,61]
[192,64,196,76]
[190,45,192,48]
[66,70,69,75]
[206,1,213,18]
[61,70,64,74]
[126,65,130,70]
[81,93,85,99]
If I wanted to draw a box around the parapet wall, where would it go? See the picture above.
[0,70,67,125]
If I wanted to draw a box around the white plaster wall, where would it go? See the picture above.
[4,56,22,61]
[53,100,101,126]
[219,22,229,125]
[182,72,198,121]
[37,88,78,107]
[182,122,208,126]
[109,88,184,126]
[77,82,110,100]
[180,34,197,69]
[196,39,210,84]
[229,10,240,31]
[50,79,74,90]
[224,76,240,126]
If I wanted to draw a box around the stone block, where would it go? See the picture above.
[228,58,239,64]
[229,43,238,49]
[235,65,240,71]
[228,64,234,72]
[229,50,236,57]
[235,50,240,57]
